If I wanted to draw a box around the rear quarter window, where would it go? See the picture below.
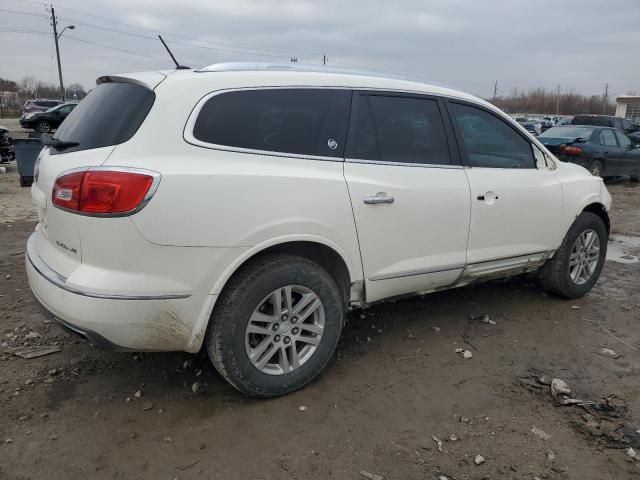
[191,89,351,158]
[50,82,155,155]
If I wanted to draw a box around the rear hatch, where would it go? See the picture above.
[31,73,162,277]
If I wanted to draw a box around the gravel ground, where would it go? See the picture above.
[1,160,640,480]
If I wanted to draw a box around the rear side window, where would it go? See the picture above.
[51,82,155,155]
[348,94,450,165]
[600,129,617,147]
[192,89,350,158]
[614,130,631,148]
[449,102,534,169]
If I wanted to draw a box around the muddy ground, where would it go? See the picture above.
[1,143,640,479]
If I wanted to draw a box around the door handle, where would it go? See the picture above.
[364,192,395,204]
[477,192,499,203]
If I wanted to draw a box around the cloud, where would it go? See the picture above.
[2,0,639,97]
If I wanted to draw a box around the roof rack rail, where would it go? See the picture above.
[195,62,401,79]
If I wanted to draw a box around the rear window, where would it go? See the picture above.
[192,89,351,158]
[51,82,155,155]
[539,126,594,139]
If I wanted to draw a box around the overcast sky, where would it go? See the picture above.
[1,0,639,98]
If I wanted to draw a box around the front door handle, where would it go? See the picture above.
[364,192,395,204]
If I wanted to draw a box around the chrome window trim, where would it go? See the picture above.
[183,85,479,163]
[50,166,162,218]
[184,86,351,162]
[346,158,463,169]
[27,235,190,300]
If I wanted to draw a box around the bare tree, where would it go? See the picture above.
[18,75,38,98]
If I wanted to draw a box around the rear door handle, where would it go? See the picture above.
[364,192,394,204]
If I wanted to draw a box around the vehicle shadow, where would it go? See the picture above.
[44,274,558,409]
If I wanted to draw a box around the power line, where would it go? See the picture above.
[0,7,48,18]
[64,35,170,62]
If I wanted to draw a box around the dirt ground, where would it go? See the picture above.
[1,146,640,479]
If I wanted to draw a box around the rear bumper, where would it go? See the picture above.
[26,232,203,352]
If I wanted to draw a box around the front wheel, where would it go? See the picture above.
[206,254,345,397]
[35,121,50,133]
[537,212,608,298]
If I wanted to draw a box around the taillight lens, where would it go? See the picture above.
[560,145,583,156]
[52,169,157,215]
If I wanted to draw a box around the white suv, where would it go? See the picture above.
[27,63,612,397]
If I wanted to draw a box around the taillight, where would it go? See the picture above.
[52,169,158,215]
[560,145,583,156]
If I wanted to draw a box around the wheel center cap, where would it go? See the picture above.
[279,322,291,335]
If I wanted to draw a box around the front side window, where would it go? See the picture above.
[348,94,450,165]
[193,89,350,158]
[449,102,535,168]
[600,129,617,147]
[614,130,632,148]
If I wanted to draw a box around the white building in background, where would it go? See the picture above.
[615,96,640,122]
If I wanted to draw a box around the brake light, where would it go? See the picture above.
[52,169,157,215]
[560,145,583,156]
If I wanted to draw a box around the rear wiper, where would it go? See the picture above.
[42,136,79,150]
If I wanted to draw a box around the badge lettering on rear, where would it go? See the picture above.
[55,240,78,255]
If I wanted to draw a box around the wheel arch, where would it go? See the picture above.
[582,202,611,234]
[211,236,361,306]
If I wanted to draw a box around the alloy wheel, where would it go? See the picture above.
[245,285,325,375]
[569,229,600,285]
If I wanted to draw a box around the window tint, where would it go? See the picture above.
[614,130,631,148]
[51,82,155,155]
[449,102,534,168]
[193,89,350,158]
[600,129,617,147]
[349,94,450,165]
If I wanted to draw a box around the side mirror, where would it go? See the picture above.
[40,134,53,145]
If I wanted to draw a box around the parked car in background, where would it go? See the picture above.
[571,114,639,134]
[0,125,15,163]
[27,63,612,397]
[540,119,554,132]
[538,125,640,180]
[20,101,78,133]
[22,99,62,114]
[555,117,573,126]
[522,120,542,135]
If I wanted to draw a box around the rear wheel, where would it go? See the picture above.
[206,254,344,397]
[538,212,607,298]
[588,160,604,177]
[35,121,50,133]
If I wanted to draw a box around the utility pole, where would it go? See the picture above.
[556,85,561,115]
[492,80,498,101]
[603,83,609,114]
[50,6,65,101]
[322,54,327,66]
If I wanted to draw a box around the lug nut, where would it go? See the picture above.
[274,334,281,342]
[282,314,288,321]
[291,316,298,323]
[284,336,291,344]
[292,327,299,335]
[272,323,279,331]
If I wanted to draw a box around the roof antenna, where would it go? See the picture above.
[158,35,190,70]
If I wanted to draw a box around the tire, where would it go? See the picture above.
[588,160,604,177]
[537,212,608,299]
[35,121,50,133]
[206,254,345,397]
